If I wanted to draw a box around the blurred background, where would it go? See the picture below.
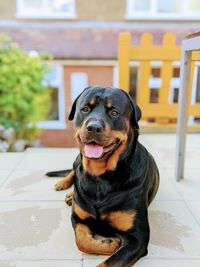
[0,0,200,150]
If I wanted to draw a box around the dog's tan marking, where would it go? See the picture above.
[103,210,136,232]
[89,98,96,105]
[97,263,106,267]
[106,100,113,108]
[82,156,107,176]
[75,223,120,255]
[106,130,128,171]
[55,170,75,191]
[97,262,130,267]
[73,202,94,220]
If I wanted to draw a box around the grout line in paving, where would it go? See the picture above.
[0,171,12,188]
[0,258,83,261]
[181,200,200,228]
[0,199,67,203]
[0,153,26,188]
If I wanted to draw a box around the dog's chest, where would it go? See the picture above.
[74,175,137,232]
[74,173,121,216]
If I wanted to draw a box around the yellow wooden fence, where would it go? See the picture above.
[118,32,200,129]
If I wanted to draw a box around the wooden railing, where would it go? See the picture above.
[118,32,200,129]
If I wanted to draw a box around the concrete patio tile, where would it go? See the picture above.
[185,150,200,169]
[0,201,81,260]
[139,134,176,150]
[134,259,200,267]
[16,149,79,170]
[0,170,71,201]
[83,258,106,266]
[0,171,12,187]
[186,134,200,149]
[187,201,200,225]
[0,260,82,267]
[83,258,200,267]
[139,134,200,170]
[140,133,200,150]
[148,147,200,170]
[148,147,176,169]
[154,169,181,201]
[0,153,24,170]
[148,201,200,259]
[163,169,200,201]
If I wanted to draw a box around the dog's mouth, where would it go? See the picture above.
[83,139,121,159]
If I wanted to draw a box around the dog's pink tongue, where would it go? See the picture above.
[84,144,103,158]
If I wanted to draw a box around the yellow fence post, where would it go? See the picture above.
[157,33,176,123]
[160,33,175,104]
[137,33,153,118]
[118,32,131,93]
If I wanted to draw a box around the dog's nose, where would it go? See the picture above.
[86,121,103,134]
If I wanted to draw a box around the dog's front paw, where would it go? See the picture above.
[55,179,72,191]
[97,238,121,266]
[65,191,73,206]
[106,237,121,253]
[100,237,121,255]
[55,181,63,191]
[55,180,67,191]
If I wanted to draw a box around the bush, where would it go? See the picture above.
[0,33,51,140]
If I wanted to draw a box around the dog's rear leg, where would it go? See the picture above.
[55,170,75,191]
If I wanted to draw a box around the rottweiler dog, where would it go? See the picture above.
[47,86,159,267]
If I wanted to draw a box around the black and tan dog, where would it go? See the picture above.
[47,86,159,267]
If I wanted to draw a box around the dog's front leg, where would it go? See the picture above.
[97,217,150,267]
[71,215,121,256]
[54,170,75,191]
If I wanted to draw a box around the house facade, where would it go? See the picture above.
[0,0,200,147]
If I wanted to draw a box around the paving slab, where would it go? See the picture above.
[0,170,71,201]
[16,150,79,170]
[0,201,81,260]
[0,261,82,267]
[0,153,24,170]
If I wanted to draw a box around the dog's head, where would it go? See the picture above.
[69,86,141,175]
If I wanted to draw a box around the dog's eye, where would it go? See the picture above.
[109,109,119,117]
[81,106,91,113]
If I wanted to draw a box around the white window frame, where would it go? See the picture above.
[16,0,76,19]
[126,0,200,20]
[37,64,66,130]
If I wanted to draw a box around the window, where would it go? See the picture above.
[16,0,76,19]
[70,73,88,102]
[37,65,66,129]
[126,0,200,20]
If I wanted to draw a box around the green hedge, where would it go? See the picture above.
[0,34,51,140]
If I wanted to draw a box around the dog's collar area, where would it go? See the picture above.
[83,139,120,159]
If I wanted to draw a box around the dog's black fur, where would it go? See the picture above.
[47,86,159,267]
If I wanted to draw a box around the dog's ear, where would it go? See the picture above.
[68,87,91,121]
[120,90,142,129]
[128,95,141,129]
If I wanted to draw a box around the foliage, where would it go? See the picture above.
[0,34,52,140]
